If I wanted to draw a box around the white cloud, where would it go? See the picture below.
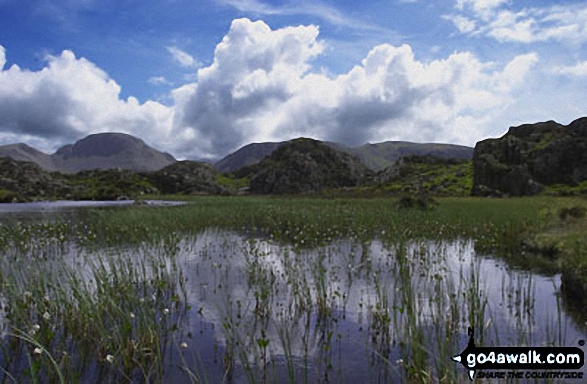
[215,0,388,33]
[175,19,539,156]
[148,76,172,86]
[446,1,587,44]
[553,62,587,77]
[442,14,476,34]
[166,46,200,69]
[0,45,5,70]
[174,18,324,157]
[0,19,544,161]
[0,46,173,154]
[456,0,509,16]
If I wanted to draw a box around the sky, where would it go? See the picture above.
[0,0,586,161]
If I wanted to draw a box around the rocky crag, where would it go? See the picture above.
[473,117,587,196]
[246,138,372,194]
[147,161,228,195]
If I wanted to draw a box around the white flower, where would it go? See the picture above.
[130,312,135,319]
[163,308,170,315]
[105,354,114,364]
[33,347,42,355]
[42,311,51,320]
[24,291,32,298]
[180,342,188,349]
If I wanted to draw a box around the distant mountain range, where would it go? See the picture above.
[216,140,473,172]
[0,133,176,173]
[0,132,473,174]
[1,117,585,200]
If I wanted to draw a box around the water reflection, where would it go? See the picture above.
[168,230,586,382]
[1,226,585,382]
[0,200,185,223]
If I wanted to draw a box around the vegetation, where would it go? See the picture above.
[0,196,586,382]
[63,169,157,200]
[372,156,473,196]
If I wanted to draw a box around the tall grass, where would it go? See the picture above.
[0,195,585,382]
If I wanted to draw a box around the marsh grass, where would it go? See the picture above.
[0,240,189,382]
[0,196,585,382]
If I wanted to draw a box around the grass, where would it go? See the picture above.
[0,195,586,382]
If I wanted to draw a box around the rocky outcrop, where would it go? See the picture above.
[0,157,226,201]
[473,118,587,196]
[0,157,71,200]
[249,138,372,194]
[148,161,228,195]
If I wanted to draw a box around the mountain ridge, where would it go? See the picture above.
[216,139,474,173]
[0,133,176,173]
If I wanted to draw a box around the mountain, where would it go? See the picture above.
[329,141,474,171]
[216,140,473,173]
[214,142,283,173]
[0,143,56,171]
[473,117,587,196]
[247,138,372,194]
[0,133,176,173]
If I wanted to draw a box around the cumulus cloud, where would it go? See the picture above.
[174,18,324,157]
[0,46,173,153]
[446,1,587,44]
[175,18,539,156]
[0,19,541,161]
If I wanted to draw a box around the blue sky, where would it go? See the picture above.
[0,0,586,160]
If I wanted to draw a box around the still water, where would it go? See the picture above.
[0,205,585,382]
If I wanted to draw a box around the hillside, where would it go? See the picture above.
[0,157,69,201]
[214,142,283,173]
[332,141,474,171]
[0,143,57,171]
[216,139,473,173]
[372,155,473,196]
[147,161,228,195]
[0,133,176,173]
[0,157,228,202]
[473,117,587,196]
[247,138,372,194]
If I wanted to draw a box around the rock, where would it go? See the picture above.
[248,138,372,194]
[473,117,587,196]
[148,161,229,195]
